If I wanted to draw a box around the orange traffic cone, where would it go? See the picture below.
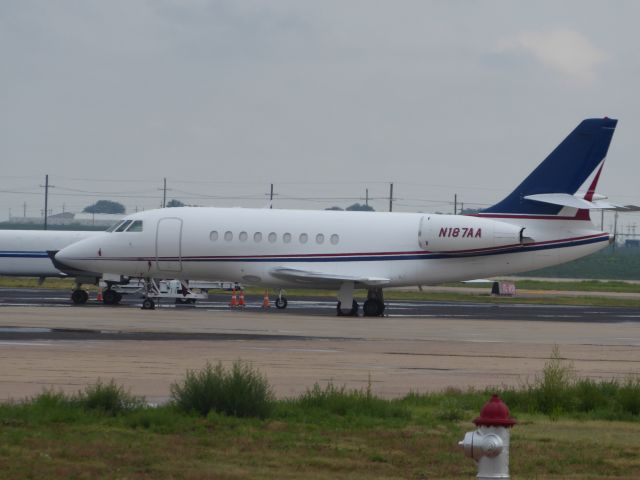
[96,290,103,302]
[229,288,238,308]
[238,289,246,308]
[262,290,270,308]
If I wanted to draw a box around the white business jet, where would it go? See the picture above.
[56,118,619,315]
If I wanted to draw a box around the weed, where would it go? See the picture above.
[618,377,640,415]
[170,360,274,418]
[76,379,144,415]
[533,345,576,416]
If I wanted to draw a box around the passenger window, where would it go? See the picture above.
[115,220,132,232]
[126,220,143,232]
[330,234,339,245]
[316,233,324,244]
[254,232,263,243]
[283,233,292,243]
[239,231,248,242]
[224,231,233,241]
[299,233,308,244]
[268,232,277,243]
[210,231,219,241]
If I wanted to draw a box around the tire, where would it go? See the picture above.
[102,289,117,305]
[363,299,385,317]
[275,297,288,309]
[71,289,88,305]
[114,292,123,304]
[337,300,359,316]
[142,298,155,310]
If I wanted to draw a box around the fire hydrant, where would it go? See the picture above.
[458,394,516,479]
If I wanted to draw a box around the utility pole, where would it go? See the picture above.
[613,211,619,250]
[270,183,274,209]
[40,174,51,230]
[365,188,369,208]
[454,194,458,215]
[23,202,26,218]
[162,178,167,208]
[389,183,394,212]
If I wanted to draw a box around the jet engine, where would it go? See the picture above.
[418,215,525,252]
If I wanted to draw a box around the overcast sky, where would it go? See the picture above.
[1,1,638,230]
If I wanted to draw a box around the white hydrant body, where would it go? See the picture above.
[458,395,516,479]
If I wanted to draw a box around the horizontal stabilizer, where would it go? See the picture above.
[271,267,390,286]
[524,193,623,210]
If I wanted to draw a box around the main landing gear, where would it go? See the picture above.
[102,284,123,305]
[71,287,89,305]
[336,288,385,317]
[275,290,288,309]
[337,299,359,316]
[363,287,385,317]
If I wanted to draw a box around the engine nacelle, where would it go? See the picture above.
[418,215,524,252]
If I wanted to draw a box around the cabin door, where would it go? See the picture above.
[156,218,183,272]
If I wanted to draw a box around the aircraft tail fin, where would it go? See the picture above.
[481,118,617,219]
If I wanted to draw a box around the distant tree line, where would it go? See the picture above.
[83,200,125,214]
[325,203,374,212]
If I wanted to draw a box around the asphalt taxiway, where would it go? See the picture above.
[0,288,639,403]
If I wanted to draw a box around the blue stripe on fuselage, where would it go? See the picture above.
[0,251,49,258]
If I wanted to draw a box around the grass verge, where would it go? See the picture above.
[1,357,640,478]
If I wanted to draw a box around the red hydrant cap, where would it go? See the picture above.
[473,394,517,427]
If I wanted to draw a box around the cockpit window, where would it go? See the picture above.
[106,221,124,232]
[115,220,133,232]
[125,220,143,232]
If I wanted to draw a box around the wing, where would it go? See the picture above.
[270,267,390,287]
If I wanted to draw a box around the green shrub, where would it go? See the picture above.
[171,360,274,418]
[618,377,640,415]
[573,379,612,413]
[532,345,575,416]
[77,380,144,415]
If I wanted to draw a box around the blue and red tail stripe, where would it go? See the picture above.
[482,118,617,218]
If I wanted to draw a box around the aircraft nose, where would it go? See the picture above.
[54,245,80,269]
[55,241,94,271]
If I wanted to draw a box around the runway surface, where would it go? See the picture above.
[1,287,639,403]
[1,287,639,322]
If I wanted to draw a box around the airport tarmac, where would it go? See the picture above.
[0,288,639,403]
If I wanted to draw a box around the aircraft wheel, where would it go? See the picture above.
[337,300,359,316]
[114,292,123,304]
[275,297,288,309]
[141,298,155,310]
[363,299,385,317]
[71,289,89,305]
[102,289,118,305]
